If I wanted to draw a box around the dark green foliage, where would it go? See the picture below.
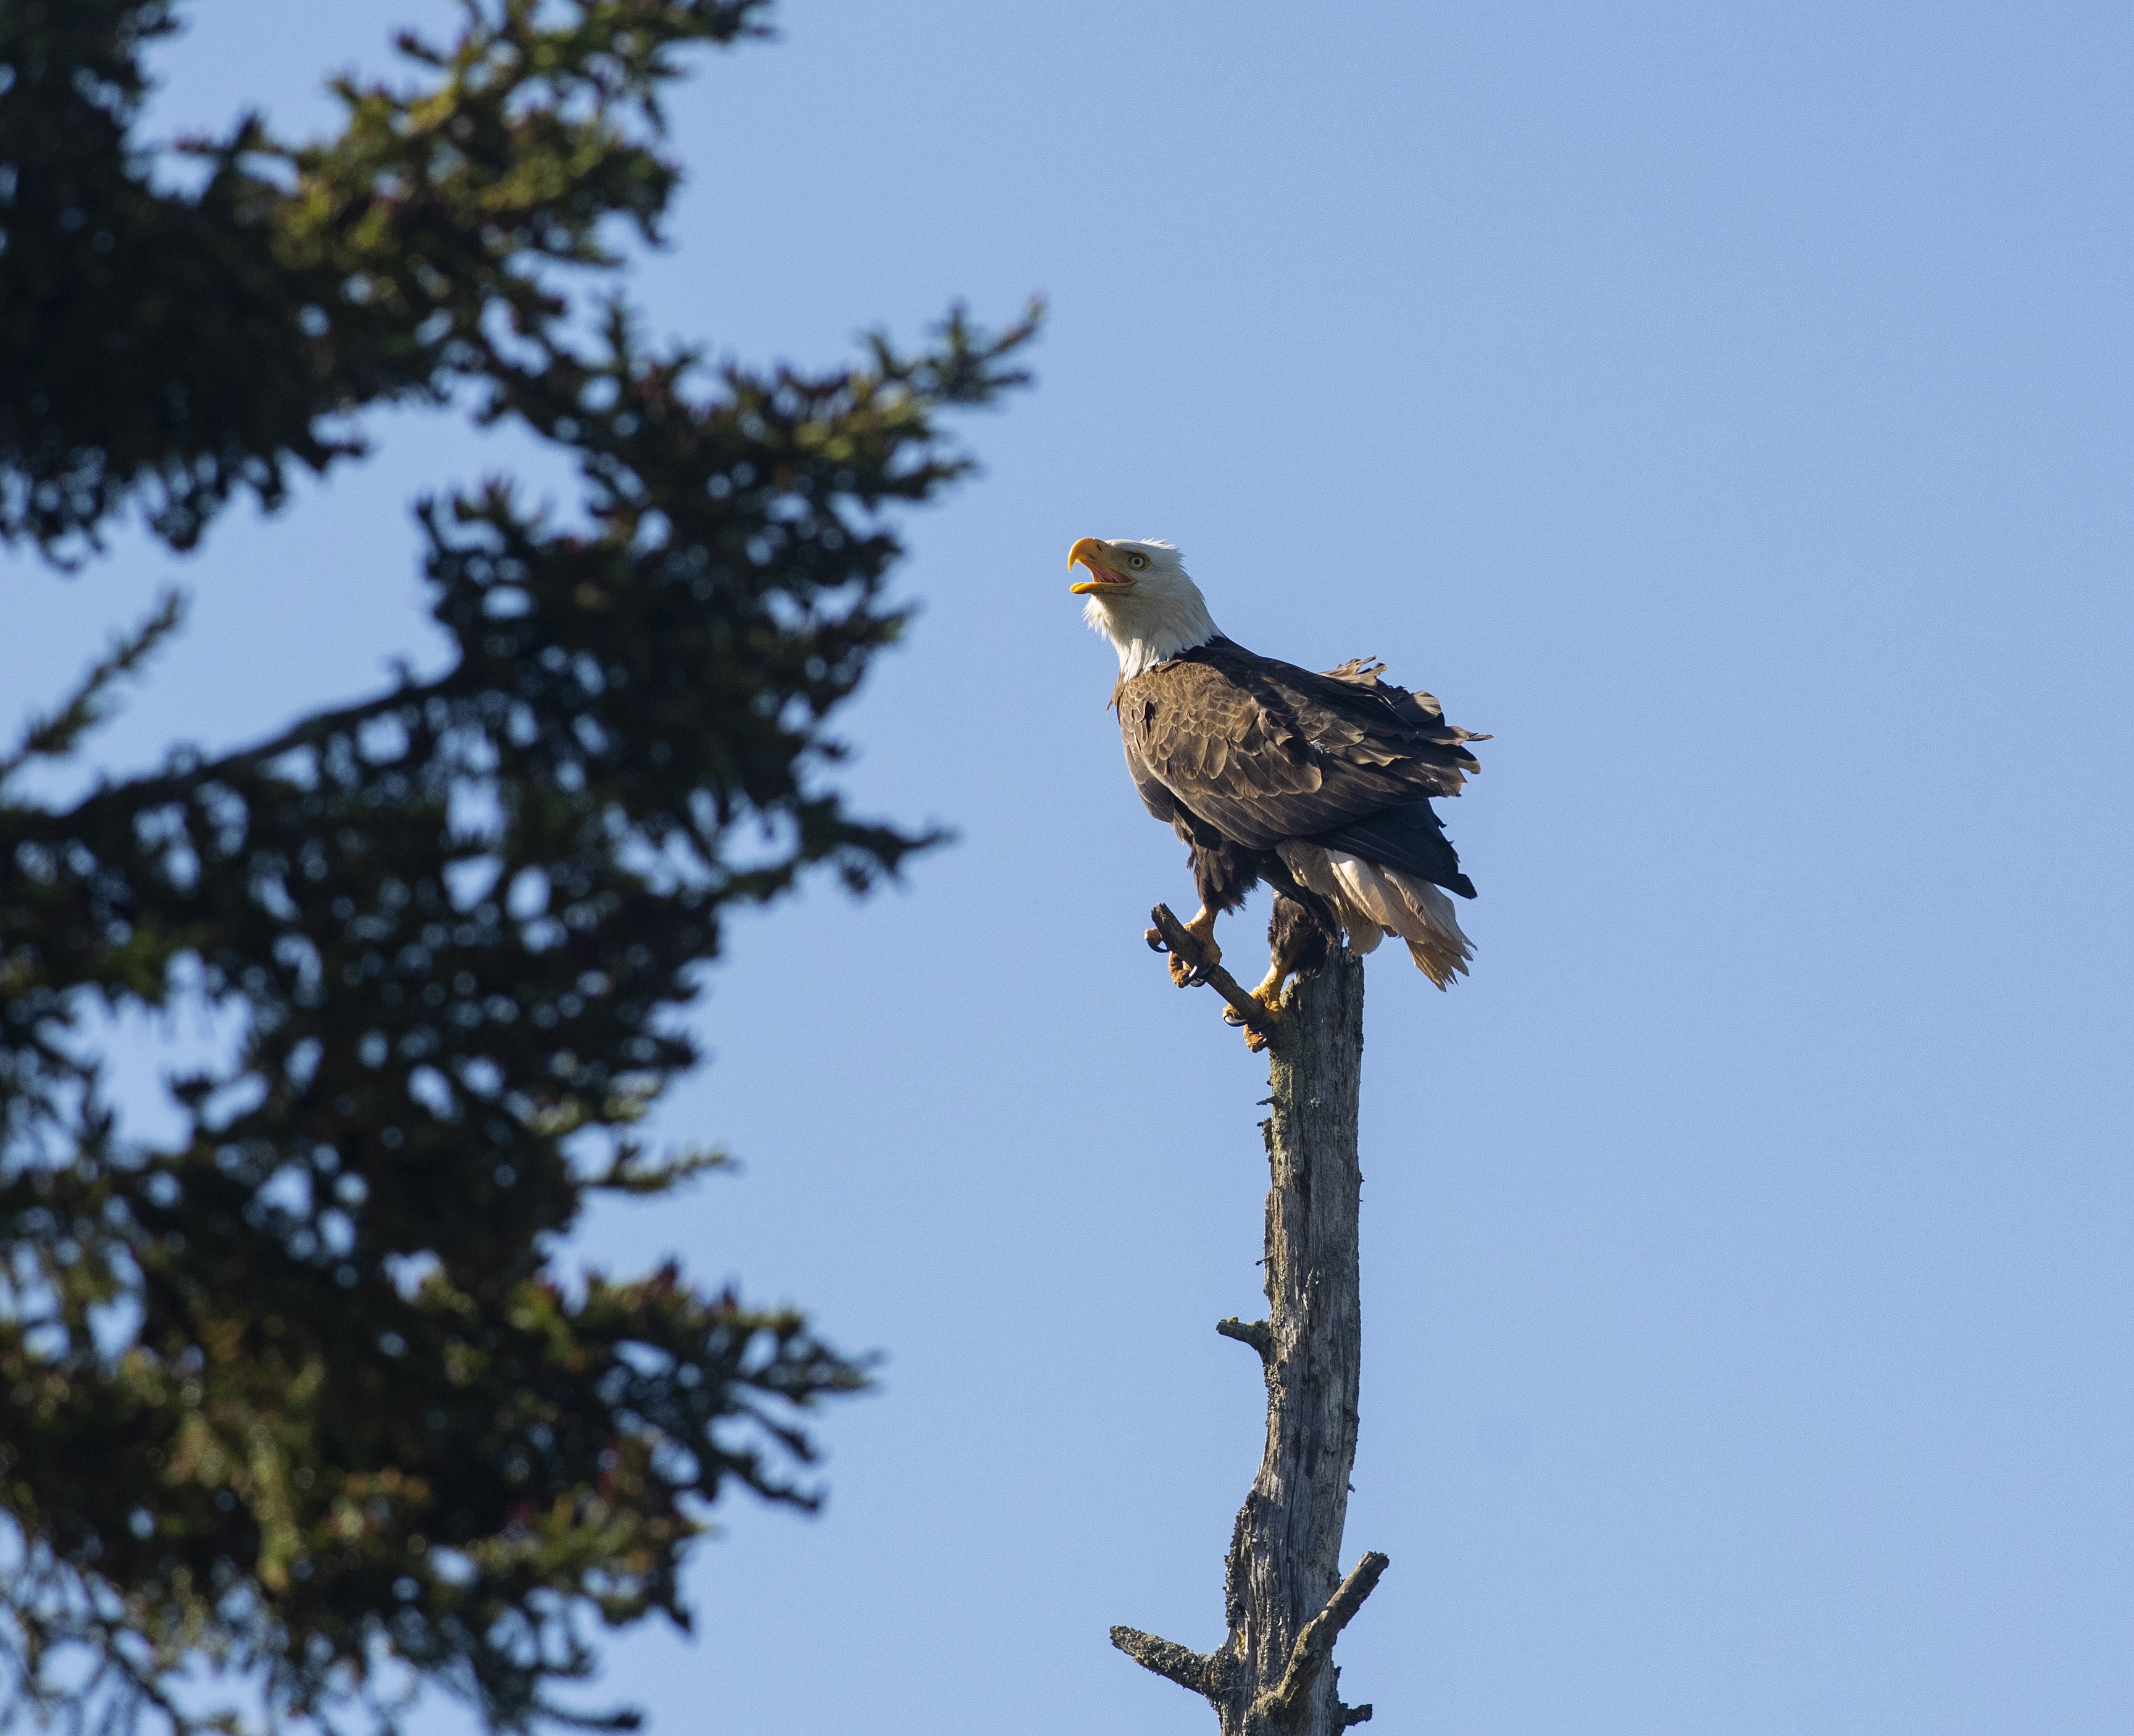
[0,0,791,561]
[0,4,1036,1732]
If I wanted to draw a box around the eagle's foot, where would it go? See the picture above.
[1223,993,1280,1051]
[1226,1003,1274,1051]
[1249,967,1293,1014]
[1167,916,1221,987]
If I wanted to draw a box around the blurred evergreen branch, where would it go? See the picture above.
[0,2,1037,1731]
[0,587,186,785]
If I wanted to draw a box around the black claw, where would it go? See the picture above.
[1222,1005,1245,1026]
[1144,927,1169,954]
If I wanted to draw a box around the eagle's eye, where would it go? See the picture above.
[1128,553,1148,570]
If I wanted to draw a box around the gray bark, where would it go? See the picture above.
[1113,946,1385,1734]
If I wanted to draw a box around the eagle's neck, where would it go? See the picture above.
[1085,578,1220,681]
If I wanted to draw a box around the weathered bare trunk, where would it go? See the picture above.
[1113,945,1386,1733]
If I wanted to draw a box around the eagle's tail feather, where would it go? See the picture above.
[1275,842,1474,989]
[1384,869,1474,989]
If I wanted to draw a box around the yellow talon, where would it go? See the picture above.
[1167,906,1222,986]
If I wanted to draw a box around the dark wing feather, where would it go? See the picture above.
[1120,733,1178,824]
[1119,638,1483,853]
[1315,801,1477,898]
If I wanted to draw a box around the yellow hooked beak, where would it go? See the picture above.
[1068,536,1135,595]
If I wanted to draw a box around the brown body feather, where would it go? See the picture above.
[1115,637,1486,935]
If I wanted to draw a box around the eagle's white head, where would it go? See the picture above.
[1067,536,1221,680]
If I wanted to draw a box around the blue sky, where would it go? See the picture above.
[6,2,2131,1732]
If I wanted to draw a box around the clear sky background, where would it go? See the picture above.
[6,2,2131,1732]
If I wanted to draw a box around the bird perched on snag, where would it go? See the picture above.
[1070,536,1486,1031]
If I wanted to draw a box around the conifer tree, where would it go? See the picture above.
[0,4,1035,1730]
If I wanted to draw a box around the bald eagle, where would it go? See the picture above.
[1070,536,1486,1021]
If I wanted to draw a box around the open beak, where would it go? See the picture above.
[1068,536,1135,595]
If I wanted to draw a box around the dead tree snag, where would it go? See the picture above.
[1114,928,1385,1734]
